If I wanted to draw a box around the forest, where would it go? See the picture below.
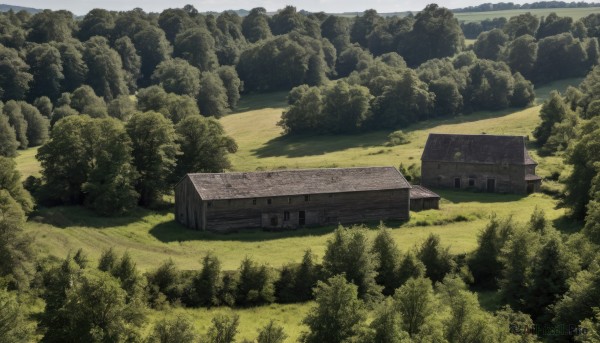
[1,2,600,342]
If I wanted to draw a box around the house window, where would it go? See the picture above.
[252,198,257,205]
[267,198,272,205]
[468,178,475,187]
[454,178,461,189]
[284,211,290,221]
[305,195,311,202]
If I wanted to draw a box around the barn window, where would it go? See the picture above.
[252,198,257,205]
[288,197,292,204]
[267,198,272,205]
[468,178,475,187]
[454,178,461,189]
[284,211,290,221]
[305,195,311,201]
[207,201,212,207]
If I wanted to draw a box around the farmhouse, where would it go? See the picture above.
[421,133,542,194]
[175,167,411,232]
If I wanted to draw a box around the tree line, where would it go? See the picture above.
[533,64,600,253]
[2,186,598,342]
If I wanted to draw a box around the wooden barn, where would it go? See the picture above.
[174,167,411,232]
[410,185,440,211]
[421,133,542,194]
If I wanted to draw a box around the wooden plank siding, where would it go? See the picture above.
[175,177,410,233]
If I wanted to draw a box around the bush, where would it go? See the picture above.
[386,130,411,146]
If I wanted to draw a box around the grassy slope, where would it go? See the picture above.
[454,7,600,22]
[18,78,582,339]
[21,78,581,272]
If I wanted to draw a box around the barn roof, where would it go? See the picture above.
[421,133,537,165]
[184,167,411,200]
[410,185,440,200]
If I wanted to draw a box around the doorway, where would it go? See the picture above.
[487,178,496,192]
[299,211,306,226]
[527,182,534,194]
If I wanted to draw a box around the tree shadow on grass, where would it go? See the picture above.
[552,215,583,234]
[29,205,169,229]
[251,107,524,159]
[251,131,391,158]
[149,218,399,243]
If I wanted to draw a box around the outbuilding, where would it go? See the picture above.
[175,167,411,232]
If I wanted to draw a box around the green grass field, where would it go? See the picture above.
[145,303,312,341]
[454,7,600,22]
[16,77,584,339]
[20,78,582,273]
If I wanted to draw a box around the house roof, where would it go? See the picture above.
[184,167,411,201]
[421,133,537,165]
[410,185,440,200]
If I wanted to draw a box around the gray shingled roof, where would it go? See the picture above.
[421,133,537,165]
[185,167,411,200]
[410,185,440,200]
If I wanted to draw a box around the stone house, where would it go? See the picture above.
[421,133,542,194]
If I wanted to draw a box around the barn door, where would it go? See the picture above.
[487,178,496,192]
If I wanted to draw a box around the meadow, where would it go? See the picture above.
[16,77,583,339]
[454,7,600,22]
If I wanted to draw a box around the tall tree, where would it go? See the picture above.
[114,36,142,93]
[0,189,34,290]
[125,111,179,206]
[54,41,88,93]
[416,233,455,283]
[77,8,115,41]
[3,100,28,149]
[26,43,63,102]
[174,115,237,180]
[152,58,200,97]
[37,115,90,204]
[81,118,139,215]
[235,257,275,306]
[405,4,464,66]
[371,227,402,295]
[26,10,75,43]
[0,114,18,157]
[321,80,372,133]
[216,66,242,109]
[300,275,368,343]
[393,277,437,338]
[83,36,128,100]
[19,101,49,147]
[533,91,569,147]
[133,26,172,85]
[241,7,272,43]
[322,226,382,301]
[198,71,230,117]
[0,44,32,101]
[192,253,222,308]
[473,28,508,60]
[174,27,218,72]
[0,287,35,342]
[505,34,537,79]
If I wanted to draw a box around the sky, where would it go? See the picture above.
[7,0,550,15]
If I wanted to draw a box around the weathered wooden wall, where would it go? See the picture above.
[175,185,410,232]
[421,161,534,194]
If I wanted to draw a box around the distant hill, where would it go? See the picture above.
[0,4,43,13]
